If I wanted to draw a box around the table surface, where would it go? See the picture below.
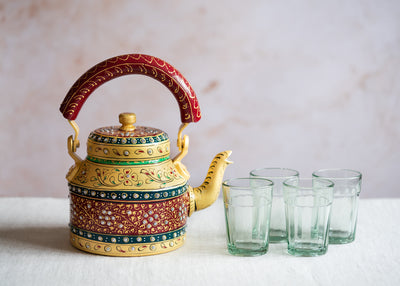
[0,197,399,286]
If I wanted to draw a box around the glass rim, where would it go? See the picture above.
[312,168,362,180]
[249,167,299,179]
[223,177,274,189]
[283,177,334,190]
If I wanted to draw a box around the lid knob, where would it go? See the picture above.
[119,113,136,132]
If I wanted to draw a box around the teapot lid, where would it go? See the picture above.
[87,113,170,165]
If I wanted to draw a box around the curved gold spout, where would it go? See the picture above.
[188,151,233,216]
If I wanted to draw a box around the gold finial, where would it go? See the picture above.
[119,113,136,132]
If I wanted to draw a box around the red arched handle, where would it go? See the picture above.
[60,54,201,123]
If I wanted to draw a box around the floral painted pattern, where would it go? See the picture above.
[70,192,189,236]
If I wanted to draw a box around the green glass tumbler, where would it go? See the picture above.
[223,178,273,256]
[283,178,334,257]
[250,168,299,243]
[312,169,362,244]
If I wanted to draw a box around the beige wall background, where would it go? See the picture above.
[1,0,399,198]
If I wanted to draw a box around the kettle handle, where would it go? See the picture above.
[59,54,201,123]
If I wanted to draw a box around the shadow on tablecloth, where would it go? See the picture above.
[0,226,80,254]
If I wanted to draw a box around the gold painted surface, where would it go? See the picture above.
[70,232,186,256]
[119,112,136,131]
[172,133,190,180]
[188,186,195,217]
[67,120,83,165]
[66,120,83,181]
[69,159,186,190]
[193,151,233,212]
[87,139,170,162]
[68,120,80,153]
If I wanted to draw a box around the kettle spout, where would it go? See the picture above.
[188,151,232,216]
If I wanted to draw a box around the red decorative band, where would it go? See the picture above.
[70,192,189,236]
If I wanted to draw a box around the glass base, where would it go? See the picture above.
[287,243,328,257]
[228,242,268,257]
[329,231,355,244]
[269,230,287,243]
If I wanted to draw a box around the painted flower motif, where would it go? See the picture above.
[140,167,179,186]
[134,149,145,155]
[76,163,89,183]
[117,169,142,186]
[91,167,144,187]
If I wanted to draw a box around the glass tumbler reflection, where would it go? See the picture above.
[283,178,334,257]
[223,178,273,256]
[312,169,362,244]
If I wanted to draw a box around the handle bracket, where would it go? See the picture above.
[67,120,82,164]
[172,123,190,180]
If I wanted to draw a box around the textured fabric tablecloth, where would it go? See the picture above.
[0,197,399,286]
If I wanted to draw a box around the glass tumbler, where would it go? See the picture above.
[223,177,273,256]
[250,168,299,243]
[312,169,362,244]
[283,178,334,257]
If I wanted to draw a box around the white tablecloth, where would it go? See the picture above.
[0,197,399,286]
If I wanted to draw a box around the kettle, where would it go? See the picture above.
[60,54,232,256]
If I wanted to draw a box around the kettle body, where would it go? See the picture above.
[60,54,231,256]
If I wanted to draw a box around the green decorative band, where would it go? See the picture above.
[89,132,169,145]
[86,155,169,165]
[68,183,188,201]
[70,225,186,244]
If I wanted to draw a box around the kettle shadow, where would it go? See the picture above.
[0,226,79,254]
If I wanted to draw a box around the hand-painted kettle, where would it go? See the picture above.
[60,54,232,256]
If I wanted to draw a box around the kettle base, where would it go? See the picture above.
[70,232,186,256]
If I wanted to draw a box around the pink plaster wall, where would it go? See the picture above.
[1,0,399,198]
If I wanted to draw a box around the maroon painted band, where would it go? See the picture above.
[60,54,201,123]
[70,192,189,236]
